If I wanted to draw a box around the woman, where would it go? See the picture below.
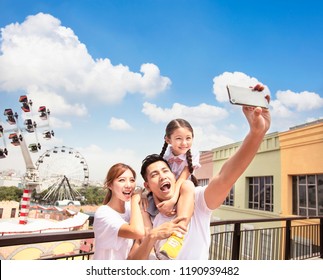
[93,163,145,260]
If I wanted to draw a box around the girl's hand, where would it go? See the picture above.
[157,198,177,216]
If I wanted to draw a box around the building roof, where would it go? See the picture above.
[0,211,89,235]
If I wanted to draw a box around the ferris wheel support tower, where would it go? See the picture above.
[1,95,53,224]
[18,138,40,224]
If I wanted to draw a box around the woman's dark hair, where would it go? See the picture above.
[159,118,198,186]
[103,163,136,204]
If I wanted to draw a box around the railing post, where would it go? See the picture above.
[284,220,291,260]
[320,218,323,259]
[231,223,241,260]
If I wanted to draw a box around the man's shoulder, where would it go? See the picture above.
[194,186,212,214]
[194,185,206,196]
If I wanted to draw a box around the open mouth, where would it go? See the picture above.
[122,190,132,196]
[160,182,171,192]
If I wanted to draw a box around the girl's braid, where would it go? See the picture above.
[186,149,199,186]
[159,140,168,158]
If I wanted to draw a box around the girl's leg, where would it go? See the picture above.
[176,180,195,228]
[159,180,195,259]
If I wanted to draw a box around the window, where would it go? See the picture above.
[198,178,209,187]
[248,176,274,212]
[11,208,16,218]
[292,174,323,216]
[223,187,234,206]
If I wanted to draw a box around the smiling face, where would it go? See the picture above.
[166,126,193,156]
[144,160,176,202]
[109,169,136,202]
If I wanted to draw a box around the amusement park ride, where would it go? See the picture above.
[0,95,89,225]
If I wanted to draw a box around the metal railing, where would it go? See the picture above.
[209,216,323,260]
[0,216,322,260]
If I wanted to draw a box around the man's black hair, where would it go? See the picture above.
[140,154,171,182]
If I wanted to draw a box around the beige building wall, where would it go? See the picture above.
[0,201,19,219]
[211,132,281,224]
[279,121,323,215]
[195,150,213,185]
[196,120,323,230]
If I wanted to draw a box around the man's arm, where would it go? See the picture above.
[204,104,271,210]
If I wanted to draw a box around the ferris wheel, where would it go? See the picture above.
[35,146,90,204]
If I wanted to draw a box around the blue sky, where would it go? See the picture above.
[0,0,322,184]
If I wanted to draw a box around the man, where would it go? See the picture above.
[129,102,271,260]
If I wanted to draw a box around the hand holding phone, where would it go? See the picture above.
[226,84,269,109]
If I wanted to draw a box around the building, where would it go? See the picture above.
[0,201,19,219]
[0,205,91,260]
[0,177,22,188]
[196,120,323,225]
[279,120,323,217]
[195,150,213,187]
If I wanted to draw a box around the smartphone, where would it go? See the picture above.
[226,85,269,109]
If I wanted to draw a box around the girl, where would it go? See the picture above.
[93,163,145,260]
[160,118,200,186]
[147,118,200,259]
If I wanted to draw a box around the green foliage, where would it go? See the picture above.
[80,186,106,205]
[0,186,23,202]
[1,185,106,205]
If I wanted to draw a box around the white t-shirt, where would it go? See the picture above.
[93,203,133,260]
[163,146,201,179]
[153,186,212,260]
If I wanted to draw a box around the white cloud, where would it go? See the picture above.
[193,125,234,151]
[49,117,72,129]
[77,145,141,183]
[137,63,172,98]
[306,117,323,123]
[213,71,270,103]
[269,99,293,118]
[276,90,323,112]
[142,102,228,126]
[0,13,171,105]
[265,90,323,125]
[1,133,64,174]
[27,89,88,117]
[212,72,323,133]
[108,117,133,131]
[142,101,233,151]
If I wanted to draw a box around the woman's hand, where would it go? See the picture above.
[131,187,144,204]
[139,189,149,212]
[151,216,187,240]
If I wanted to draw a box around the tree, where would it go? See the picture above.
[0,186,23,202]
[80,186,105,205]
